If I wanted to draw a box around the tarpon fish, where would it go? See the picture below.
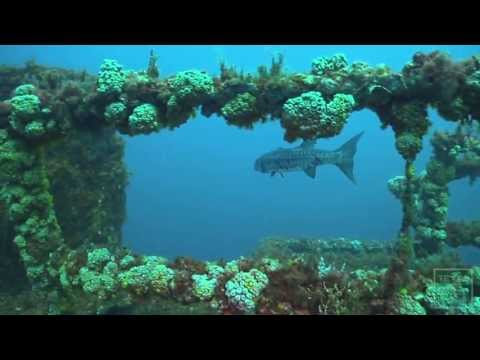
[254,132,364,183]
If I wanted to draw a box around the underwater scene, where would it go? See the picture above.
[0,44,479,315]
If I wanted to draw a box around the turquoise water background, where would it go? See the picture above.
[1,45,479,261]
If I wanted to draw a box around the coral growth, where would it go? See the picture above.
[225,269,269,313]
[104,102,127,125]
[311,54,348,76]
[281,91,355,140]
[0,129,65,287]
[221,92,259,127]
[167,70,215,108]
[127,103,160,134]
[1,50,480,315]
[96,59,126,95]
[119,256,175,296]
[191,274,217,301]
[8,90,50,139]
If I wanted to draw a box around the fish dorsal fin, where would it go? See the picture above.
[300,140,316,149]
[304,166,316,178]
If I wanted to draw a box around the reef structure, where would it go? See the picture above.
[0,50,479,314]
[388,123,480,256]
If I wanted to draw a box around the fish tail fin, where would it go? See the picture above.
[335,131,364,184]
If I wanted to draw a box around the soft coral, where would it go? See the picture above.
[404,51,466,102]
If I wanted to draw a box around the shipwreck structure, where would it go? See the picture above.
[0,50,479,314]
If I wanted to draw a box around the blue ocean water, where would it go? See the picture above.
[1,45,479,261]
